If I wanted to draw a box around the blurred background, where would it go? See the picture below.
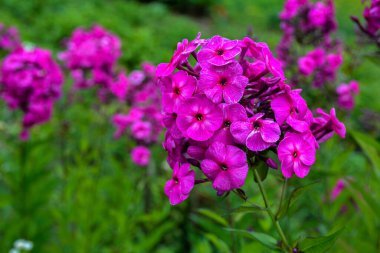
[0,0,379,252]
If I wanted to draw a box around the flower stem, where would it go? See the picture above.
[253,168,291,252]
[276,179,287,219]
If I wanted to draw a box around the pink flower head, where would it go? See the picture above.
[156,33,202,77]
[161,70,196,113]
[130,121,152,141]
[198,35,241,67]
[298,55,316,76]
[131,146,151,166]
[336,80,360,110]
[326,53,343,71]
[308,2,331,27]
[363,0,380,36]
[278,133,316,178]
[280,0,308,20]
[210,103,248,145]
[112,108,144,138]
[0,47,63,139]
[164,163,195,205]
[201,142,248,191]
[129,70,145,86]
[313,108,346,141]
[271,89,313,132]
[330,179,345,201]
[231,113,281,151]
[109,71,128,101]
[0,24,21,51]
[199,62,248,104]
[176,96,223,141]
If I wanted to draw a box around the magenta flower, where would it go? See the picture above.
[210,103,248,145]
[364,0,380,36]
[199,62,248,104]
[156,33,202,77]
[201,142,248,192]
[131,146,151,166]
[130,121,152,141]
[298,55,316,76]
[231,113,281,151]
[109,71,128,101]
[164,163,195,205]
[198,35,241,67]
[336,80,359,110]
[278,133,316,178]
[176,96,223,141]
[330,179,345,201]
[312,108,346,142]
[161,70,197,113]
[0,47,63,139]
[271,89,313,132]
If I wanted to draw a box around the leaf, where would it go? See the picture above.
[277,181,320,219]
[232,188,248,201]
[231,204,267,215]
[227,228,279,250]
[298,228,344,253]
[197,208,229,227]
[204,233,230,253]
[351,130,380,179]
[253,160,269,182]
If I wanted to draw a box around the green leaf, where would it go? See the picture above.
[351,130,380,179]
[277,180,320,219]
[253,160,269,182]
[298,228,344,253]
[197,208,229,227]
[204,233,230,253]
[227,228,279,250]
[231,204,267,214]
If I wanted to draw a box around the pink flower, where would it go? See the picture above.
[199,62,248,104]
[176,96,223,141]
[130,121,152,140]
[308,2,331,27]
[164,163,195,205]
[231,113,281,151]
[131,146,151,166]
[210,103,248,145]
[278,133,316,178]
[336,81,360,110]
[201,142,248,191]
[279,0,308,20]
[313,108,346,141]
[161,70,196,113]
[271,89,313,132]
[109,71,128,101]
[198,35,241,66]
[330,179,345,201]
[156,33,202,77]
[298,55,316,76]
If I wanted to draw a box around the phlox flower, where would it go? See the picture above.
[164,163,195,205]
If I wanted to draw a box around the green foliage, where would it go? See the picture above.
[0,0,379,252]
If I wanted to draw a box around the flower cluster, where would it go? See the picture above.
[336,80,360,110]
[60,25,126,101]
[277,0,360,111]
[297,46,342,87]
[278,0,337,68]
[157,34,345,205]
[351,0,380,46]
[112,63,162,167]
[0,23,21,51]
[0,47,63,140]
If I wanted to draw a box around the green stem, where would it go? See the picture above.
[253,168,291,252]
[276,179,287,219]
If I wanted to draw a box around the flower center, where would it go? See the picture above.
[174,87,181,95]
[221,163,228,171]
[253,121,261,130]
[293,151,298,158]
[216,48,224,56]
[219,77,228,86]
[224,120,231,127]
[174,177,179,184]
[195,113,203,121]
